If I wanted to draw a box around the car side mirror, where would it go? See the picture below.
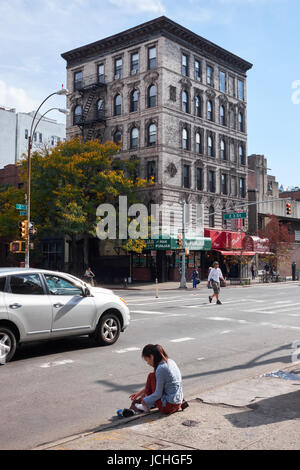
[83,287,91,297]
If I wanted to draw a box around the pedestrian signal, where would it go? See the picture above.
[9,241,25,253]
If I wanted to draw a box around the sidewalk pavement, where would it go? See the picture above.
[36,365,300,451]
[100,279,295,291]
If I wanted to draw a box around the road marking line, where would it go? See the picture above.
[40,359,74,368]
[170,337,195,343]
[114,347,141,354]
[197,357,205,361]
[131,310,164,314]
[220,330,232,334]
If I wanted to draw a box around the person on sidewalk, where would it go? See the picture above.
[84,267,95,286]
[118,344,187,417]
[207,261,225,305]
[191,268,200,289]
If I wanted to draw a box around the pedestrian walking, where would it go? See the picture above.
[84,267,95,286]
[191,268,200,288]
[117,344,188,417]
[207,261,225,305]
[251,262,256,280]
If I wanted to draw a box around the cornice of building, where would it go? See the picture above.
[61,16,253,74]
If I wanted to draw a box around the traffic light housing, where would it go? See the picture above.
[9,241,25,253]
[19,220,27,239]
[177,234,182,248]
[286,202,292,215]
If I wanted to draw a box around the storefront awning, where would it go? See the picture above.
[214,250,256,256]
[245,236,270,253]
[145,236,212,251]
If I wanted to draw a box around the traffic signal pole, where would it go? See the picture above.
[180,202,187,289]
[25,136,32,268]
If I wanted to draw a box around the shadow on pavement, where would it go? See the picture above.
[225,389,300,428]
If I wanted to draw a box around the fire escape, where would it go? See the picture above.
[74,74,106,142]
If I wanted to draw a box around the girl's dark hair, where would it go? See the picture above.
[142,344,168,370]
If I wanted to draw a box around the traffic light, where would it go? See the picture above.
[19,220,27,239]
[9,241,25,253]
[286,202,292,215]
[177,234,182,248]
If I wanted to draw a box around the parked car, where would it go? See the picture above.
[0,268,130,363]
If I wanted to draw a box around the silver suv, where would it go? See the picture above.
[0,268,130,363]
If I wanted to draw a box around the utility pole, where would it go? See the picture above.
[180,202,187,288]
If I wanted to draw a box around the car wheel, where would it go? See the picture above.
[0,327,17,364]
[92,312,121,346]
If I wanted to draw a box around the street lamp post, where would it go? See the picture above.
[25,89,69,268]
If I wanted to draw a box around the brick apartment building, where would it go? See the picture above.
[61,16,253,282]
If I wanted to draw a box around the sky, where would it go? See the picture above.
[0,0,299,188]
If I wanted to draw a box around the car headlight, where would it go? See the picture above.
[120,297,127,306]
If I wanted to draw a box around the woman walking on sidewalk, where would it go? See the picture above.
[207,261,225,305]
[118,344,187,417]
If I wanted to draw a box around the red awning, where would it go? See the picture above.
[214,250,256,256]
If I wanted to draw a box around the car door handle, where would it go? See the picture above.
[9,303,22,309]
[53,303,64,308]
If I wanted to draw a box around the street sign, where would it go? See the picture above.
[224,212,247,220]
[16,204,27,210]
[19,211,27,216]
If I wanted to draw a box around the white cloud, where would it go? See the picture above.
[108,0,166,13]
[0,80,38,112]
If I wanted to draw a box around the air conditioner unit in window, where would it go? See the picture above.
[131,69,138,75]
[114,73,121,80]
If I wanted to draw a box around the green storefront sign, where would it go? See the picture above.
[145,236,211,251]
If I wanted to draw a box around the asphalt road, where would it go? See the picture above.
[1,282,300,450]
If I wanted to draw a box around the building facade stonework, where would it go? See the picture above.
[61,17,253,281]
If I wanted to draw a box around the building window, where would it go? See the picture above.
[182,54,188,76]
[148,123,157,146]
[239,177,246,198]
[131,52,139,74]
[148,84,157,108]
[196,167,203,190]
[238,111,244,132]
[39,132,42,143]
[74,105,83,125]
[196,132,202,154]
[207,65,213,86]
[147,160,156,181]
[238,79,244,100]
[183,165,190,188]
[221,173,228,194]
[98,64,104,83]
[114,94,122,116]
[229,76,235,97]
[220,71,226,93]
[220,139,226,160]
[148,46,156,70]
[239,144,245,165]
[208,135,213,157]
[231,176,237,196]
[74,71,82,91]
[182,128,189,150]
[114,58,122,79]
[25,129,28,139]
[195,95,201,117]
[130,89,138,112]
[209,205,215,227]
[220,105,226,126]
[114,130,122,145]
[195,60,201,80]
[182,90,189,113]
[207,100,213,121]
[208,170,215,193]
[130,127,139,149]
[97,99,104,120]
